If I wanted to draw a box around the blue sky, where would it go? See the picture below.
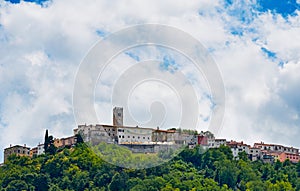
[0,0,300,162]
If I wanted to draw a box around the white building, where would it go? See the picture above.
[117,126,153,144]
[254,142,299,155]
[249,147,261,161]
[212,139,227,148]
[227,141,250,159]
[37,143,44,155]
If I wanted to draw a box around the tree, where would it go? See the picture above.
[219,145,233,160]
[47,135,57,155]
[34,174,50,191]
[6,180,28,191]
[297,161,300,177]
[214,159,238,189]
[108,172,129,191]
[44,130,57,155]
[238,151,249,161]
[44,129,49,152]
[75,133,84,144]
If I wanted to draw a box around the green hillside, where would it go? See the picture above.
[1,143,300,191]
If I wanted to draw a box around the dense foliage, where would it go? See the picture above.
[1,144,300,191]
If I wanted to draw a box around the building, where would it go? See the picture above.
[54,136,77,148]
[254,142,299,155]
[37,143,44,155]
[4,144,30,163]
[74,124,117,145]
[173,132,194,145]
[268,152,300,163]
[213,139,227,148]
[262,154,275,164]
[113,107,123,126]
[249,147,261,161]
[117,126,153,144]
[152,128,176,143]
[279,152,300,163]
[60,136,77,147]
[227,141,250,159]
[253,142,300,163]
[197,131,215,148]
[29,147,38,157]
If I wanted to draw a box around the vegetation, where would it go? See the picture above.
[1,144,300,190]
[44,130,57,155]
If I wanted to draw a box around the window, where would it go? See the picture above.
[119,135,121,138]
[122,135,124,138]
[128,136,130,138]
[108,133,110,136]
[133,136,135,138]
[118,112,121,117]
[138,137,140,139]
[143,137,145,139]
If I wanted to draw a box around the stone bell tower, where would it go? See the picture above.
[113,107,123,126]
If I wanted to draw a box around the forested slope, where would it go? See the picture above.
[1,144,299,191]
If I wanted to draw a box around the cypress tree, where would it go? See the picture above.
[44,129,49,152]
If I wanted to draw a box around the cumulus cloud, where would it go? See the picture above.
[0,0,300,162]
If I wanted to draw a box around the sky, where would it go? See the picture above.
[0,0,300,162]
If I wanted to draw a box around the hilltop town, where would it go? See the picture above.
[2,107,299,165]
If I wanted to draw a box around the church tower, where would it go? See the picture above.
[113,107,123,126]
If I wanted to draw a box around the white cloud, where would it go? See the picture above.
[0,0,300,162]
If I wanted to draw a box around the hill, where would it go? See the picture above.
[0,143,300,190]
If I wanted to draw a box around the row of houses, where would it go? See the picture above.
[3,129,300,164]
[3,136,76,163]
[2,107,299,164]
[196,131,300,163]
[3,107,195,162]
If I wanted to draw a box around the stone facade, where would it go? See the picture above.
[113,107,123,126]
[4,145,30,162]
